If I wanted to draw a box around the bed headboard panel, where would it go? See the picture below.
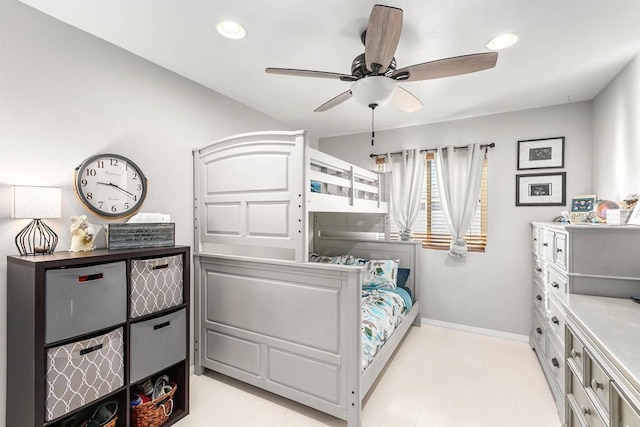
[193,130,307,262]
[313,237,422,302]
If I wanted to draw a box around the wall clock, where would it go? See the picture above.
[74,153,148,218]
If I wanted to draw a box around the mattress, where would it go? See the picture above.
[361,288,410,371]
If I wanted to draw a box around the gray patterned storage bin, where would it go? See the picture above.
[45,328,124,421]
[130,255,183,318]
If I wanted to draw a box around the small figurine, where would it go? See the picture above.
[69,215,97,252]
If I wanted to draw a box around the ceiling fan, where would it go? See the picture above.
[265,4,498,113]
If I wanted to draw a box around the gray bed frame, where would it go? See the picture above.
[192,131,421,426]
[193,237,421,427]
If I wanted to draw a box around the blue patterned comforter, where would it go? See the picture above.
[361,288,410,371]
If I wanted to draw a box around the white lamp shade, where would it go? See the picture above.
[351,76,397,108]
[12,186,62,219]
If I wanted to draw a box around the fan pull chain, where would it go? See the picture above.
[370,104,376,146]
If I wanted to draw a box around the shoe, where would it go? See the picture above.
[85,400,118,427]
[129,393,142,407]
[152,375,172,400]
[135,378,154,396]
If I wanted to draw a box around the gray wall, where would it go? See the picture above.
[592,54,640,200]
[0,0,288,423]
[320,102,594,336]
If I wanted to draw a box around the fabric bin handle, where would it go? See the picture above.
[152,264,169,270]
[153,321,171,331]
[77,273,104,283]
[79,343,103,356]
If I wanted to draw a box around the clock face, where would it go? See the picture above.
[74,154,148,218]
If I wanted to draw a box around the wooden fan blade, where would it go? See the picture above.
[391,86,423,113]
[266,68,356,81]
[365,5,403,74]
[314,90,353,112]
[392,52,498,82]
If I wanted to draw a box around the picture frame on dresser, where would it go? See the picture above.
[516,172,566,206]
[517,137,565,170]
[570,194,596,223]
[627,202,640,225]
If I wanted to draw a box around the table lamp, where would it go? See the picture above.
[12,186,62,255]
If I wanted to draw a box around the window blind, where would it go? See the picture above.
[390,153,488,251]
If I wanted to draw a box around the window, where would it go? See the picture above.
[390,152,488,251]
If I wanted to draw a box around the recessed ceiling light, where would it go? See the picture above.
[216,21,246,40]
[485,33,518,50]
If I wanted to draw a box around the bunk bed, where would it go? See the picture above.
[193,130,421,427]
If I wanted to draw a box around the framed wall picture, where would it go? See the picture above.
[516,172,566,206]
[517,137,565,170]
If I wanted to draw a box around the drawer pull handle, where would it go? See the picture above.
[551,316,559,325]
[542,243,549,247]
[556,248,563,253]
[536,295,542,301]
[551,282,560,289]
[591,379,603,390]
[152,264,169,270]
[154,321,171,330]
[570,348,582,358]
[78,273,104,283]
[581,406,591,416]
[79,343,103,356]
[536,327,542,335]
[551,357,560,368]
[536,268,542,273]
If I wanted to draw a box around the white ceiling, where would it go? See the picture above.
[20,0,640,139]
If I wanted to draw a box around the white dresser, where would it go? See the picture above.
[530,222,570,420]
[564,295,640,427]
[530,222,640,424]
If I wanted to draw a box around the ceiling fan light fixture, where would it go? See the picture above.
[351,76,397,108]
[216,21,247,40]
[485,33,518,50]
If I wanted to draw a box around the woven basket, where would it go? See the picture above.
[80,416,117,427]
[130,382,177,427]
[105,418,117,427]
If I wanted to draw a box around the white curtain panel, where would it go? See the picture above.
[435,144,485,257]
[389,149,425,240]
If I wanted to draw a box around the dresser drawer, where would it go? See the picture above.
[533,279,545,312]
[532,227,541,254]
[532,311,547,355]
[547,337,565,394]
[541,229,556,263]
[547,296,566,346]
[569,366,606,427]
[567,396,587,427]
[533,256,546,282]
[45,262,127,344]
[567,326,585,377]
[548,267,568,300]
[130,255,184,318]
[130,308,187,383]
[586,350,611,417]
[553,231,568,270]
[613,383,640,427]
[45,328,124,421]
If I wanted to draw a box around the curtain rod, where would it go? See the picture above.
[369,142,495,158]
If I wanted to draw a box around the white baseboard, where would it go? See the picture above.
[421,317,529,343]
